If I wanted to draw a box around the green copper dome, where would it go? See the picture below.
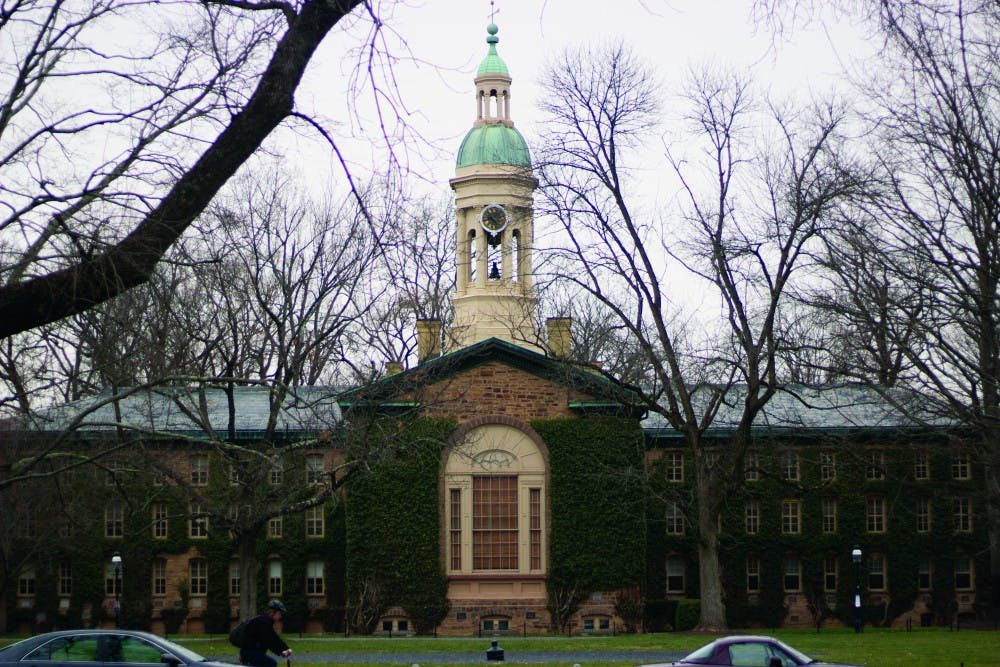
[477,24,509,76]
[456,124,531,168]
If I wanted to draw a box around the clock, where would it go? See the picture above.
[479,203,509,234]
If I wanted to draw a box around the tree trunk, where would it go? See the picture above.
[986,458,1000,619]
[237,528,263,621]
[695,476,727,631]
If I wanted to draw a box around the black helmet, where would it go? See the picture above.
[266,599,286,613]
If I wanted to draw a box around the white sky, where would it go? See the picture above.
[288,0,872,195]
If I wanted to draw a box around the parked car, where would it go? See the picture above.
[0,629,234,667]
[638,635,866,667]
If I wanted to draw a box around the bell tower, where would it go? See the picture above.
[450,23,540,351]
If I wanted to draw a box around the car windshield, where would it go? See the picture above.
[155,635,208,663]
[682,641,719,662]
[681,638,815,665]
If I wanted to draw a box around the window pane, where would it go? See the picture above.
[473,476,518,570]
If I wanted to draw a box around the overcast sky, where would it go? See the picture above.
[286,0,872,196]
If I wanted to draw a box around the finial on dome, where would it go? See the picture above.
[487,23,499,46]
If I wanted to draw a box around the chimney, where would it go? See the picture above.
[385,361,404,376]
[416,318,442,363]
[546,317,572,358]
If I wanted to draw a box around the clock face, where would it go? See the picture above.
[479,203,509,233]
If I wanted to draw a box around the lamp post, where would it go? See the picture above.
[851,547,862,634]
[111,551,122,628]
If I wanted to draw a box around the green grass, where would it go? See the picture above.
[170,627,999,667]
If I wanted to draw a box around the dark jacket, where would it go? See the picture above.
[240,614,289,655]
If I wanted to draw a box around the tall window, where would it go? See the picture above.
[866,450,885,480]
[105,564,121,596]
[745,500,759,535]
[229,562,241,596]
[305,506,324,538]
[191,454,209,486]
[305,454,325,485]
[529,488,542,570]
[820,452,836,481]
[189,559,208,595]
[744,450,759,481]
[105,500,124,538]
[916,498,932,533]
[268,517,283,539]
[152,503,168,539]
[781,500,801,534]
[19,507,37,538]
[665,452,684,482]
[746,556,760,593]
[780,451,800,481]
[58,562,72,596]
[152,558,167,596]
[823,556,838,591]
[268,560,282,596]
[783,558,801,591]
[18,566,35,596]
[867,553,886,590]
[306,560,325,595]
[954,556,973,590]
[473,476,518,570]
[918,557,932,590]
[866,496,886,533]
[189,503,209,538]
[953,497,972,532]
[914,452,930,480]
[270,462,284,485]
[449,489,462,571]
[666,555,685,594]
[666,501,685,535]
[951,453,970,480]
[821,498,837,533]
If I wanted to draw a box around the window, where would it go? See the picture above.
[18,566,35,596]
[152,503,168,539]
[229,464,242,485]
[305,454,324,485]
[449,489,462,571]
[270,462,283,485]
[951,452,970,480]
[481,618,509,634]
[189,558,208,595]
[473,476,518,570]
[823,556,838,592]
[306,560,325,595]
[918,557,932,591]
[866,496,886,533]
[24,636,100,662]
[268,516,282,539]
[19,507,38,538]
[305,506,324,538]
[866,450,885,480]
[666,555,685,594]
[189,503,209,538]
[914,452,930,480]
[665,452,684,482]
[746,556,760,593]
[666,501,685,535]
[229,562,240,596]
[703,451,720,472]
[268,560,282,596]
[58,562,72,596]
[105,500,124,538]
[190,454,209,486]
[954,556,973,590]
[745,500,759,535]
[820,451,836,481]
[783,558,801,591]
[529,488,542,570]
[744,450,759,481]
[106,459,124,486]
[821,498,837,533]
[916,498,932,533]
[953,497,972,532]
[781,500,801,534]
[152,558,166,596]
[867,553,886,590]
[105,564,121,596]
[780,450,799,481]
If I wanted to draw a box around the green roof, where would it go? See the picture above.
[477,24,509,76]
[456,124,531,168]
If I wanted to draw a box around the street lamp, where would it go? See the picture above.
[851,547,862,634]
[111,551,123,628]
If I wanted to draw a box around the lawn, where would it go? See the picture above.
[173,627,998,667]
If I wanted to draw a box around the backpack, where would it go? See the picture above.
[228,619,249,648]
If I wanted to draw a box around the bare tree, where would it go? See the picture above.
[537,44,859,629]
[0,0,386,337]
